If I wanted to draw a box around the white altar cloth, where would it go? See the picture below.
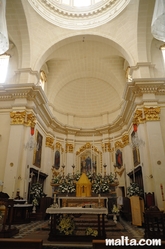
[46,207,108,215]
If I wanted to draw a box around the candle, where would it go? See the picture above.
[64,138,65,164]
[54,193,56,203]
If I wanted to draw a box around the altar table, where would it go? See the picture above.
[46,207,108,241]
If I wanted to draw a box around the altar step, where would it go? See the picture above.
[73,215,123,232]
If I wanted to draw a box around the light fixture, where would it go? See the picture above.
[0,0,9,55]
[24,136,38,150]
[151,0,165,42]
[130,124,145,148]
[24,127,38,150]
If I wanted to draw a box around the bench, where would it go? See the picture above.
[0,238,43,249]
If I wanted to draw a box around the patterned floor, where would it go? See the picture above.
[12,217,144,241]
[13,220,49,239]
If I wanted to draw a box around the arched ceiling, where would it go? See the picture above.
[6,0,156,132]
[45,35,126,120]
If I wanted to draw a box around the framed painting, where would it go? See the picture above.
[115,149,123,169]
[54,150,60,170]
[33,130,43,168]
[133,147,140,167]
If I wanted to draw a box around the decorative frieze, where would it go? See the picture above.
[144,107,160,121]
[102,142,111,153]
[76,142,99,156]
[28,0,130,30]
[66,143,73,153]
[133,107,160,124]
[122,134,129,146]
[10,111,26,125]
[46,136,54,149]
[113,134,129,149]
[10,111,36,127]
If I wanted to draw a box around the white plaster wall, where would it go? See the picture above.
[0,112,11,186]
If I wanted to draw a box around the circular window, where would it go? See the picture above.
[28,0,130,30]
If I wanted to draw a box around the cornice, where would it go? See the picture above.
[0,80,164,136]
[28,0,130,30]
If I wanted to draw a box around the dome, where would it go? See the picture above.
[28,0,130,30]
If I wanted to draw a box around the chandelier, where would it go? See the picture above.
[24,127,38,151]
[24,135,38,150]
[130,124,145,148]
[131,132,145,148]
[151,0,165,42]
[0,0,9,55]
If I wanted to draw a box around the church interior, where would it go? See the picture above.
[0,0,165,248]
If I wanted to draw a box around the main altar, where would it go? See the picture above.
[47,168,119,242]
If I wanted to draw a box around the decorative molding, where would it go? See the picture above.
[56,142,62,150]
[102,142,111,152]
[114,135,129,149]
[10,111,26,125]
[10,111,36,127]
[133,107,160,124]
[45,136,54,149]
[144,107,160,121]
[66,143,73,153]
[1,81,164,136]
[76,142,99,156]
[121,134,129,146]
[28,0,130,30]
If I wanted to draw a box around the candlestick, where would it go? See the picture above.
[37,170,40,182]
[72,164,75,175]
[54,193,56,203]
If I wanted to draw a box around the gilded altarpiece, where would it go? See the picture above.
[76,143,102,174]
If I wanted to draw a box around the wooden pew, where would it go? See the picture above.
[0,238,43,249]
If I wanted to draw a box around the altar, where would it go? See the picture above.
[58,196,108,209]
[46,206,108,242]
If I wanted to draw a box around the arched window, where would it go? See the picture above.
[0,54,10,83]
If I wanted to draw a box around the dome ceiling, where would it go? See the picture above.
[45,35,127,128]
[28,0,130,30]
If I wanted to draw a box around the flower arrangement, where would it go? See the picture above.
[52,171,116,195]
[57,215,75,235]
[30,182,46,206]
[58,173,76,194]
[92,173,116,194]
[52,174,63,184]
[85,227,98,237]
[112,204,120,214]
[127,182,143,197]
